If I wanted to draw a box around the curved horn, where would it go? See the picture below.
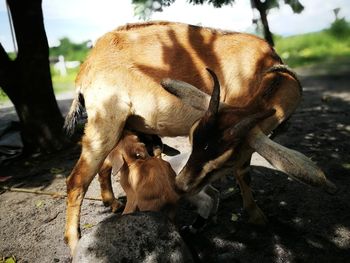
[161,68,229,111]
[247,127,337,194]
[161,78,210,111]
[206,68,220,115]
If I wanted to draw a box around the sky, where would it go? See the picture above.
[0,0,349,52]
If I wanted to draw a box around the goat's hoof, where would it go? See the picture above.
[324,179,337,195]
[102,198,124,213]
[64,231,80,256]
[248,207,268,226]
[181,225,198,234]
[181,215,208,234]
[110,199,124,213]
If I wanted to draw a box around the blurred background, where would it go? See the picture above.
[1,0,349,104]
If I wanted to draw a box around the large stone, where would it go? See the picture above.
[73,211,193,263]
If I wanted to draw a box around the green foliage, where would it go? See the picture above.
[0,256,16,263]
[188,0,304,12]
[133,0,175,19]
[188,0,233,8]
[0,89,8,102]
[49,37,90,61]
[48,37,88,95]
[250,0,303,14]
[275,24,350,67]
[132,0,234,19]
[132,0,304,21]
[327,18,350,38]
[50,66,79,93]
[284,0,304,13]
[1,38,87,103]
[263,0,279,10]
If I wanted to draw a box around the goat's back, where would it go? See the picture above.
[77,21,281,102]
[75,21,300,137]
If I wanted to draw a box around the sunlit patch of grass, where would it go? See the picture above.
[0,90,9,103]
[51,66,79,94]
[275,30,350,68]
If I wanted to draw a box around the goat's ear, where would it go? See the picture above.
[224,109,276,141]
[163,144,181,156]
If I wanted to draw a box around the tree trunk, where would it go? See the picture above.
[0,0,66,153]
[252,0,274,47]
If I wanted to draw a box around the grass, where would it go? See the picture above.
[0,67,79,104]
[0,91,8,103]
[51,66,79,93]
[275,29,350,68]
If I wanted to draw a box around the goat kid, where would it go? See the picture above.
[105,130,180,218]
[98,130,166,213]
[102,130,219,225]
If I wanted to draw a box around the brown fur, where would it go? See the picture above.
[64,21,302,254]
[169,69,332,226]
[103,131,179,218]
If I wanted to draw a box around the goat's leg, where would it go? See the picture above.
[242,158,252,186]
[122,193,137,214]
[181,186,219,233]
[64,154,102,254]
[119,166,138,214]
[64,107,128,254]
[187,186,217,219]
[235,167,267,225]
[98,161,123,213]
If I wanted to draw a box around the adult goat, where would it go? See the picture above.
[64,21,334,254]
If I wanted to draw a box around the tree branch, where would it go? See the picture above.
[8,0,49,58]
[252,0,274,46]
[0,43,11,66]
[0,43,14,90]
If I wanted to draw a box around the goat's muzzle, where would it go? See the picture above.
[175,167,204,196]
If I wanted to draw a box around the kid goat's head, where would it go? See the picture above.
[162,69,275,194]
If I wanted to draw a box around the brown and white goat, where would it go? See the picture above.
[64,21,335,253]
[100,130,179,218]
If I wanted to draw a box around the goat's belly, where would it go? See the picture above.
[125,115,192,137]
[126,107,200,137]
[125,89,203,136]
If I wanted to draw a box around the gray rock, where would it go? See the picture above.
[73,211,193,263]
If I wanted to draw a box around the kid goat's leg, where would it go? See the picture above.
[64,106,129,254]
[98,160,124,213]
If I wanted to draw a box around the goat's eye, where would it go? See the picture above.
[135,153,143,159]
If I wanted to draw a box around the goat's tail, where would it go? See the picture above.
[64,92,85,137]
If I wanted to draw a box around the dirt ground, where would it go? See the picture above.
[0,60,349,262]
